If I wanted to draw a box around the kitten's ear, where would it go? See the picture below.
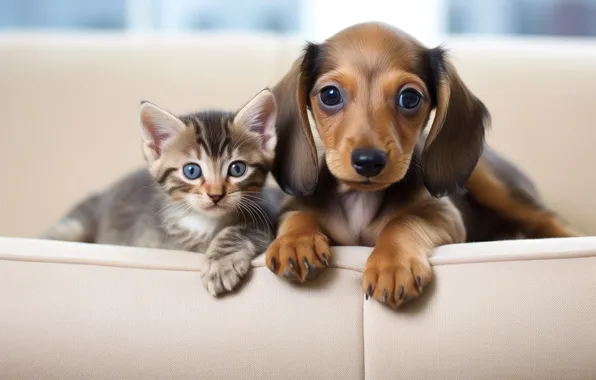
[139,101,186,160]
[234,89,277,153]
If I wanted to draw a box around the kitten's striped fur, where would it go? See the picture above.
[42,89,283,296]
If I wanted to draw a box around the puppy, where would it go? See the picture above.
[266,22,580,308]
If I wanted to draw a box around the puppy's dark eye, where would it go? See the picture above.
[183,163,202,180]
[398,89,422,110]
[319,86,343,107]
[228,161,247,177]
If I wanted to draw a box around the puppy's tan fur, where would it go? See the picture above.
[266,22,580,308]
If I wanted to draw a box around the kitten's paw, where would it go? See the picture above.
[265,231,330,283]
[200,250,252,296]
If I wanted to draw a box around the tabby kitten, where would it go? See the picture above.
[41,89,283,296]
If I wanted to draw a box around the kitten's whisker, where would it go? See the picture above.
[239,193,279,208]
[229,193,275,235]
[162,202,192,229]
[237,202,258,231]
[170,203,195,246]
[247,199,273,227]
[167,206,189,226]
[159,205,182,224]
[240,202,261,230]
[242,198,273,236]
[152,201,181,221]
[242,202,265,233]
[233,203,249,231]
[161,202,191,246]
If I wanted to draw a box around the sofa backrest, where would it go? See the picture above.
[1,33,595,237]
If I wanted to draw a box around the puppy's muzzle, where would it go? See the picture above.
[351,149,387,178]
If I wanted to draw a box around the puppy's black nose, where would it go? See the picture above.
[351,149,387,178]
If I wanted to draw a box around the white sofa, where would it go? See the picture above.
[1,32,596,379]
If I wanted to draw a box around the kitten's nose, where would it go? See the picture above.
[351,148,387,178]
[208,194,223,204]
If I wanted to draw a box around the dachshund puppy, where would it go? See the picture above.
[267,22,580,308]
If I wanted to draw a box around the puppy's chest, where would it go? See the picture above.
[323,191,384,246]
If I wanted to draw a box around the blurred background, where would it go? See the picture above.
[2,0,596,42]
[1,0,596,238]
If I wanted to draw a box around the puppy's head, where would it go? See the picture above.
[272,22,490,196]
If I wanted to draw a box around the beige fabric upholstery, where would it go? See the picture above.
[0,34,595,237]
[1,33,596,379]
[2,237,596,379]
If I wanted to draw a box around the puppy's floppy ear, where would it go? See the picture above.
[271,43,320,196]
[421,47,491,197]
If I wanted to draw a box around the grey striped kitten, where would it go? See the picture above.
[41,89,283,296]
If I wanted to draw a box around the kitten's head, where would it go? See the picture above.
[139,89,277,218]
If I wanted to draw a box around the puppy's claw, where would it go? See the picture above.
[366,284,373,300]
[321,253,329,267]
[397,285,405,301]
[288,258,295,269]
[382,289,387,304]
[416,276,423,294]
[270,257,276,272]
[303,258,310,270]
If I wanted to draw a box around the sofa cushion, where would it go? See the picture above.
[0,238,365,380]
[2,237,596,379]
[364,238,596,380]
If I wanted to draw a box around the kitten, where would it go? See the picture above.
[41,89,283,296]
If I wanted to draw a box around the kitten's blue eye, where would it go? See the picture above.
[228,161,247,177]
[182,163,202,180]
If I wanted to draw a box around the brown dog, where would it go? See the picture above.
[266,22,580,308]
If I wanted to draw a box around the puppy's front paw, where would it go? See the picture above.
[362,246,432,308]
[265,231,330,283]
[200,250,252,296]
